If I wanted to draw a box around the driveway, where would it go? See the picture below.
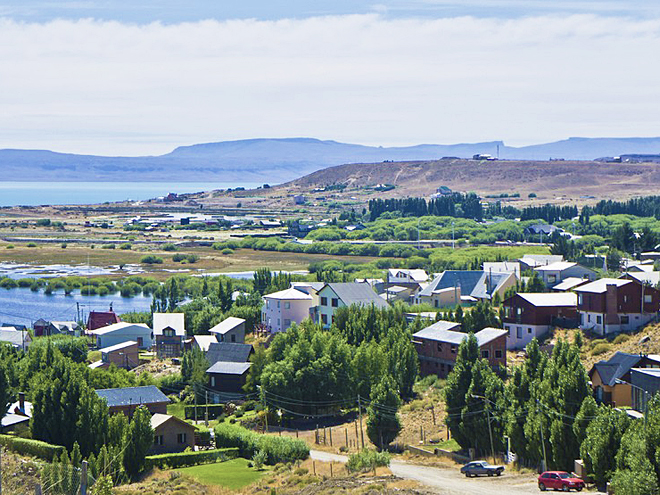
[309,450,588,495]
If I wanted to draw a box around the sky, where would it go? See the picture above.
[1,0,659,155]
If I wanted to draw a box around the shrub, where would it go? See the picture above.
[172,253,185,262]
[0,434,65,460]
[253,450,267,470]
[119,243,132,250]
[346,449,391,473]
[26,242,37,247]
[592,343,611,356]
[144,448,239,469]
[214,423,309,465]
[5,245,13,249]
[613,334,630,345]
[61,243,67,249]
[221,248,234,255]
[162,243,178,251]
[140,255,163,264]
[101,244,115,249]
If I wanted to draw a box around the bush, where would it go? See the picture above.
[221,248,234,255]
[162,243,178,252]
[144,448,239,469]
[253,450,267,470]
[214,423,309,465]
[5,245,13,249]
[119,243,132,250]
[101,244,115,249]
[0,434,65,460]
[140,255,163,264]
[61,243,67,249]
[613,334,630,345]
[346,449,391,473]
[592,343,611,356]
[26,242,37,248]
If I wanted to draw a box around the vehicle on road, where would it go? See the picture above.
[460,460,505,477]
[538,471,585,492]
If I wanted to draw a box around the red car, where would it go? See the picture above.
[538,471,585,492]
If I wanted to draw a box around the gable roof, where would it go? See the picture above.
[516,292,577,307]
[0,329,30,347]
[87,311,121,331]
[151,413,197,431]
[290,281,325,294]
[209,317,245,335]
[206,342,253,364]
[534,261,578,272]
[191,335,218,352]
[100,340,138,354]
[590,352,644,386]
[207,361,252,375]
[623,272,660,286]
[324,283,390,309]
[574,278,632,294]
[475,327,508,345]
[552,277,590,291]
[412,321,464,344]
[95,385,170,408]
[263,288,313,300]
[153,313,185,336]
[90,321,150,336]
[388,269,429,282]
[420,271,512,300]
[518,255,564,268]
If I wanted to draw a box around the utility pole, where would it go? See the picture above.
[537,400,548,471]
[358,394,365,449]
[1,444,3,495]
[80,460,88,495]
[205,391,209,427]
[472,395,495,461]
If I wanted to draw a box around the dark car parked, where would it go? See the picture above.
[460,460,505,477]
[538,471,585,492]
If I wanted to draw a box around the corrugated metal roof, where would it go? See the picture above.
[90,322,150,336]
[207,361,252,375]
[100,340,138,354]
[534,261,578,272]
[325,283,390,309]
[475,327,508,345]
[552,278,589,291]
[574,278,631,294]
[517,292,577,307]
[209,317,245,335]
[413,321,463,343]
[207,342,253,364]
[95,385,169,407]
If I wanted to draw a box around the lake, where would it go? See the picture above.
[0,181,261,207]
[0,287,153,325]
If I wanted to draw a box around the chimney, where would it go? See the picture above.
[18,392,25,414]
[605,284,619,325]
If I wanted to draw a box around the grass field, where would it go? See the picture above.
[173,458,266,489]
[166,401,186,420]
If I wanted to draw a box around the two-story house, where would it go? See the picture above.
[412,321,507,378]
[575,278,660,335]
[502,292,578,349]
[314,282,390,328]
[589,352,660,407]
[153,313,186,358]
[262,288,315,333]
[417,270,516,307]
[209,317,245,343]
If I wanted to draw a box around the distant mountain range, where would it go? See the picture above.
[2,137,660,183]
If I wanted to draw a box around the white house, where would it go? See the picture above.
[387,269,429,286]
[314,282,390,328]
[89,322,153,349]
[0,327,32,351]
[262,288,314,333]
[153,313,186,358]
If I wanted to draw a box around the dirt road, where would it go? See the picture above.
[310,450,597,495]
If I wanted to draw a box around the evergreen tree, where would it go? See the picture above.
[122,406,154,479]
[366,375,402,450]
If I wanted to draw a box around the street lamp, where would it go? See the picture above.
[471,394,496,461]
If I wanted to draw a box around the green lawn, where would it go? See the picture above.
[167,401,186,419]
[173,458,266,489]
[426,438,461,452]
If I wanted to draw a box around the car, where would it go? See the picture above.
[460,460,505,477]
[537,471,585,492]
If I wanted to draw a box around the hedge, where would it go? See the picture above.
[0,434,65,460]
[145,448,239,470]
[214,423,309,465]
[184,404,226,420]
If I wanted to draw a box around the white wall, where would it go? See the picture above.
[262,297,314,333]
[505,323,549,350]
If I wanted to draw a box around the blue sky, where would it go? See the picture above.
[0,1,658,155]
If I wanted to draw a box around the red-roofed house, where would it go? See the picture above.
[87,310,121,331]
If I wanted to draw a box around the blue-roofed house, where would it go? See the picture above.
[416,270,516,308]
[95,385,170,416]
[207,361,252,400]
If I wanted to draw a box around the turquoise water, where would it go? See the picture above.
[0,182,260,207]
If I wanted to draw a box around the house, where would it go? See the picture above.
[259,219,282,228]
[51,321,82,337]
[502,292,578,349]
[95,385,170,416]
[482,261,521,278]
[33,319,76,337]
[417,270,516,308]
[575,278,660,335]
[150,414,197,454]
[314,282,390,328]
[262,288,315,333]
[382,285,414,303]
[387,269,429,287]
[206,342,254,365]
[533,262,597,288]
[412,322,507,378]
[589,352,660,407]
[0,327,32,351]
[621,271,660,287]
[89,322,153,349]
[551,277,590,292]
[1,393,32,433]
[91,341,140,370]
[185,335,218,353]
[290,281,325,304]
[153,313,186,358]
[87,310,121,331]
[293,195,306,205]
[631,368,660,412]
[436,186,453,195]
[524,224,561,238]
[345,223,366,232]
[518,255,564,271]
[209,317,245,343]
[207,361,252,399]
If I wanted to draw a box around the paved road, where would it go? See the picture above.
[310,450,546,495]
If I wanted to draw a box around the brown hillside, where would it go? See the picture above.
[285,159,660,201]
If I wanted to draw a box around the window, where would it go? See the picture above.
[211,376,216,387]
[284,319,291,327]
[516,326,522,339]
[450,345,457,354]
[230,334,236,342]
[321,297,328,306]
[435,361,438,368]
[437,343,443,352]
[481,350,490,359]
[177,433,187,444]
[434,300,439,308]
[154,435,164,446]
[620,315,629,325]
[588,314,591,323]
[331,298,339,307]
[597,315,602,324]
[277,301,281,309]
[440,363,445,372]
[645,295,653,303]
[284,302,291,309]
[527,327,533,334]
[578,294,583,305]
[495,349,503,358]
[624,295,628,303]
[164,328,174,337]
[321,314,328,325]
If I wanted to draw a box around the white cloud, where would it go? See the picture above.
[0,14,659,155]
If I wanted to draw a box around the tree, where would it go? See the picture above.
[611,426,659,495]
[366,375,402,450]
[0,345,16,417]
[525,271,546,292]
[122,406,154,479]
